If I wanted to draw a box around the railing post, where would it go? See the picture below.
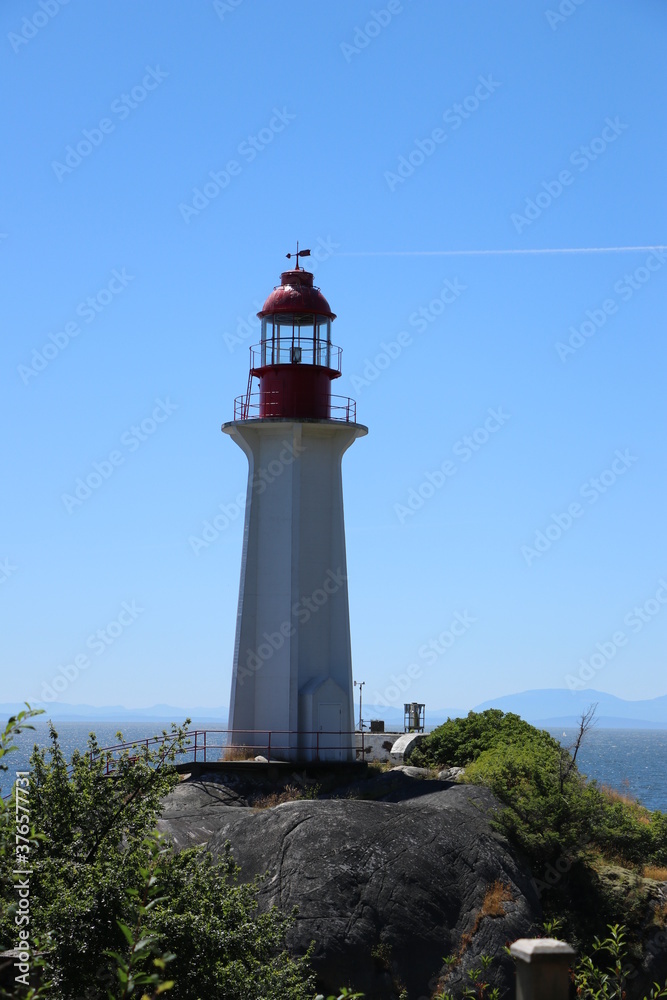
[267,732,271,764]
[316,730,320,762]
[194,731,197,763]
[510,939,575,1000]
[204,730,207,764]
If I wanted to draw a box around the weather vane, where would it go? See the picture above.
[286,241,311,270]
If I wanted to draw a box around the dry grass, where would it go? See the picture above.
[600,783,653,826]
[457,881,514,957]
[480,880,513,918]
[365,760,393,775]
[600,783,639,807]
[644,865,667,882]
[252,785,307,809]
[222,745,257,761]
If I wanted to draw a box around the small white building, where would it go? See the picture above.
[222,255,367,762]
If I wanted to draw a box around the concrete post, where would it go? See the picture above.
[510,938,575,1000]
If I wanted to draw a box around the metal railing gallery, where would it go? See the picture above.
[88,728,366,773]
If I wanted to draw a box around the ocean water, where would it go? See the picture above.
[2,721,666,811]
[0,719,222,798]
[547,726,667,812]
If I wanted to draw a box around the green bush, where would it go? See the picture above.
[0,718,315,1000]
[465,740,598,863]
[409,709,561,769]
[412,710,667,877]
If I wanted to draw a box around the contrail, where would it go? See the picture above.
[338,245,667,258]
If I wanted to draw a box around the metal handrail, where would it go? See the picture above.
[88,728,366,769]
[249,342,343,373]
[0,728,367,798]
[233,392,356,423]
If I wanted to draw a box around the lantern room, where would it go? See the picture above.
[234,256,356,422]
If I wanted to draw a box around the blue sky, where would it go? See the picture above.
[1,0,666,715]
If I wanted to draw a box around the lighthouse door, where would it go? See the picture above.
[317,703,342,762]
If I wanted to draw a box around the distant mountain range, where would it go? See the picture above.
[472,689,667,728]
[2,689,666,728]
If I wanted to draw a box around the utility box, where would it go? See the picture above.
[404,703,425,732]
[370,719,384,733]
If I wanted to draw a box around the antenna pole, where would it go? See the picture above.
[354,680,365,732]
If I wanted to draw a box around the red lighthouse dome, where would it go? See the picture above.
[259,268,336,320]
[233,254,356,423]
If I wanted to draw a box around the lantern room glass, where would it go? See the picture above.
[261,313,332,368]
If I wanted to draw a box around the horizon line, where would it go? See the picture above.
[5,685,666,713]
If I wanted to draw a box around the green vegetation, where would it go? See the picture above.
[575,924,667,1000]
[410,708,562,772]
[411,709,667,947]
[433,925,667,1000]
[0,710,315,999]
[2,706,666,999]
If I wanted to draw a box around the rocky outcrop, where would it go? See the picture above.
[438,766,466,782]
[159,769,541,999]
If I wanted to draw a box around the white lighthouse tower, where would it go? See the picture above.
[222,250,367,762]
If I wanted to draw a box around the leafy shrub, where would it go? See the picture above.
[411,710,667,879]
[409,709,561,770]
[0,719,315,1000]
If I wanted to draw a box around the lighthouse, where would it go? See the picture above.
[222,250,367,762]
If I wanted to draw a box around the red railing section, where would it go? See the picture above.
[234,392,356,423]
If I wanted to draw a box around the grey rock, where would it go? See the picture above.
[438,766,466,781]
[389,765,432,778]
[158,779,248,849]
[160,777,540,998]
